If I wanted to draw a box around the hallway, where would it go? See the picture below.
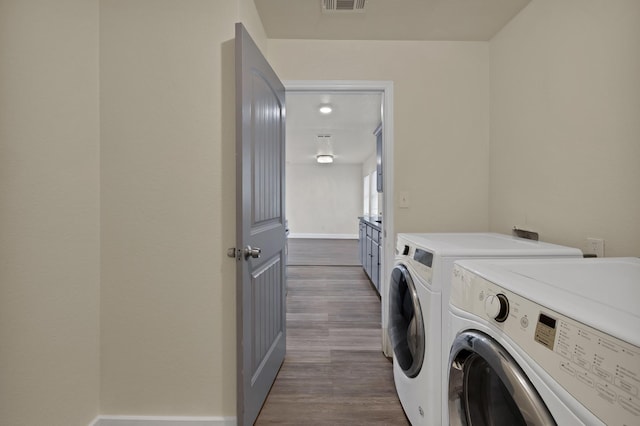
[255,240,408,424]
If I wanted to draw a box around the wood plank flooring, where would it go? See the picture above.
[255,264,408,425]
[287,238,360,266]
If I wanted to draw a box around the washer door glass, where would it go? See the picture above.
[448,331,556,426]
[389,264,425,378]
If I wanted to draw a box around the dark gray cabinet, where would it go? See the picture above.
[359,217,381,294]
[359,221,367,266]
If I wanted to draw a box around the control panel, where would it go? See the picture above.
[395,240,434,285]
[451,265,640,426]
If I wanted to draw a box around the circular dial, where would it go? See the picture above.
[484,293,509,322]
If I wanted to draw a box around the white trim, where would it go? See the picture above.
[288,233,357,239]
[91,416,236,426]
[283,80,394,356]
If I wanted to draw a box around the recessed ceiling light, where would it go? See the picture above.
[316,154,334,164]
[319,105,332,114]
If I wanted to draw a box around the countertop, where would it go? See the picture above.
[359,216,382,231]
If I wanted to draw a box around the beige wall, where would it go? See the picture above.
[238,0,268,54]
[0,0,269,419]
[489,0,640,256]
[0,1,100,425]
[268,40,490,234]
[286,163,362,236]
[99,0,256,416]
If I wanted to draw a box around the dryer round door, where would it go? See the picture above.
[389,264,425,378]
[448,330,556,426]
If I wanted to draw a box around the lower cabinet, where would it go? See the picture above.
[358,218,381,295]
[359,221,367,266]
[371,233,380,289]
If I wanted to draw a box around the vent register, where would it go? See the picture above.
[316,134,333,155]
[322,0,366,13]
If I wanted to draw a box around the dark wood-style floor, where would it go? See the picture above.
[255,239,408,425]
[286,238,360,266]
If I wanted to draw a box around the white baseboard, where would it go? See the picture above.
[288,233,357,239]
[90,416,236,426]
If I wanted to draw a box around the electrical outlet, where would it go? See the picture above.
[587,238,605,258]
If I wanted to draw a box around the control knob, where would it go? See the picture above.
[484,293,509,322]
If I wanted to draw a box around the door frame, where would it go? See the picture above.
[284,80,395,356]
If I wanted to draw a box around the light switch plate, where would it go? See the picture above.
[399,191,409,208]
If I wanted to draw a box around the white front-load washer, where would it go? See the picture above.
[388,233,582,425]
[446,257,640,426]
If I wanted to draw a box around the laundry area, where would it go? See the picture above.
[388,234,640,425]
[2,1,639,426]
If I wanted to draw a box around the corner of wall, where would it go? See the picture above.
[238,0,268,56]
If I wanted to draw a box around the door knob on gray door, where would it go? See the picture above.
[243,246,261,259]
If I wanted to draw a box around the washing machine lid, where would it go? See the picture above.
[398,233,583,257]
[455,257,640,347]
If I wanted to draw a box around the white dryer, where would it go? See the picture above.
[446,257,640,426]
[388,233,582,425]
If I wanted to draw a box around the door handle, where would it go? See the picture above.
[243,246,261,259]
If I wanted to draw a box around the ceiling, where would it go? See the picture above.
[286,92,382,165]
[255,0,531,41]
[274,0,532,165]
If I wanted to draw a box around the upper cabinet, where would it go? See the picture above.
[374,123,383,193]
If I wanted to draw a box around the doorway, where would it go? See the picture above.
[284,80,395,356]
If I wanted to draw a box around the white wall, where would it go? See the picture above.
[269,40,490,235]
[362,151,383,216]
[0,1,100,425]
[489,0,640,256]
[287,163,361,237]
[363,151,377,178]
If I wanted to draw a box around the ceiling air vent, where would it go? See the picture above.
[322,0,366,13]
[316,134,332,144]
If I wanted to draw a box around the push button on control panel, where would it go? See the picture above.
[596,383,617,403]
[576,372,594,388]
[615,378,638,396]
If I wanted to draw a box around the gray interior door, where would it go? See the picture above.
[235,23,286,426]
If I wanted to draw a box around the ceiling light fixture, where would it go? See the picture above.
[319,105,333,114]
[316,154,334,164]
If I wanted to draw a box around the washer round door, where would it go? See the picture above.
[448,330,556,426]
[389,264,425,378]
